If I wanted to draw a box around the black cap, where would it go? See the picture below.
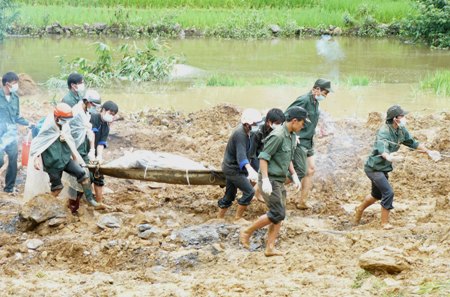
[386,105,408,120]
[314,78,333,92]
[286,106,311,123]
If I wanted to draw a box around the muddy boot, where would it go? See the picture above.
[381,207,393,230]
[81,182,98,207]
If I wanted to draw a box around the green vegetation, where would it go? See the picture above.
[200,74,308,87]
[0,0,18,40]
[51,41,177,87]
[418,280,450,294]
[420,70,450,96]
[347,75,370,86]
[12,1,414,39]
[401,0,449,48]
[351,270,371,289]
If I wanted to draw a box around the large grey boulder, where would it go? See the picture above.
[359,246,411,274]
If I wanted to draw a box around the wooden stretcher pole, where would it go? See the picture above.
[86,165,226,186]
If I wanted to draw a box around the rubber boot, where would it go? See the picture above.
[354,196,377,225]
[381,207,393,230]
[234,205,250,225]
[81,182,98,207]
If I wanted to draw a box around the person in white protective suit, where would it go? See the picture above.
[66,90,102,213]
[24,103,99,208]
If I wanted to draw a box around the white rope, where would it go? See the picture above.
[185,169,191,186]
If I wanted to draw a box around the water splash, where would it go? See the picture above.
[316,35,345,82]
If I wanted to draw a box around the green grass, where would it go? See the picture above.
[420,70,450,97]
[201,74,309,87]
[346,75,370,86]
[15,1,414,29]
[418,280,450,295]
[351,270,371,289]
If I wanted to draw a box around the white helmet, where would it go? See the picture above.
[241,108,262,125]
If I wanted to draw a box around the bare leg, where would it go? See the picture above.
[240,214,272,249]
[51,189,62,197]
[254,185,264,203]
[297,156,315,209]
[354,195,378,224]
[234,205,251,225]
[217,207,228,219]
[381,207,393,229]
[94,184,103,203]
[265,222,283,257]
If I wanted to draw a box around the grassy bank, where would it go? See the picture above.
[14,1,414,34]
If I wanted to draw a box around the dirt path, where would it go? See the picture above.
[0,104,449,296]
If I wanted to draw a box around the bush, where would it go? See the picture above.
[402,0,450,48]
[51,40,178,87]
[0,0,18,40]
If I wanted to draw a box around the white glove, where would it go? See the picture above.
[261,178,272,196]
[427,150,441,162]
[88,149,96,161]
[247,167,258,182]
[95,155,103,164]
[385,153,404,163]
[292,173,301,193]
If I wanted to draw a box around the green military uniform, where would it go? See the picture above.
[62,91,82,108]
[0,89,29,192]
[258,123,297,224]
[365,123,419,172]
[41,139,72,174]
[286,91,319,178]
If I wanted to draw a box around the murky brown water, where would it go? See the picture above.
[1,37,449,118]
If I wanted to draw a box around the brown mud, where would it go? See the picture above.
[0,103,449,296]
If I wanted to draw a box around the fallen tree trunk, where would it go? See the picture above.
[87,165,226,186]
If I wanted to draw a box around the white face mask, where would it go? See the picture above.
[10,83,19,93]
[102,113,114,123]
[315,94,325,102]
[398,117,407,127]
[270,123,281,130]
[250,125,259,133]
[77,83,85,93]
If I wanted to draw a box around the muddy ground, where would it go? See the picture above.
[0,103,449,296]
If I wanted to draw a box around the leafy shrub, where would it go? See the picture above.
[0,0,18,40]
[52,40,177,87]
[401,0,449,48]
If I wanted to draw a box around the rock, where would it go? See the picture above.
[92,23,107,32]
[174,224,226,247]
[332,27,342,35]
[359,246,411,274]
[47,217,66,227]
[269,24,281,34]
[170,250,199,269]
[97,214,122,229]
[26,238,44,250]
[20,194,67,224]
[138,224,153,232]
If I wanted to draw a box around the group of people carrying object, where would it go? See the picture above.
[216,78,440,257]
[0,71,119,213]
